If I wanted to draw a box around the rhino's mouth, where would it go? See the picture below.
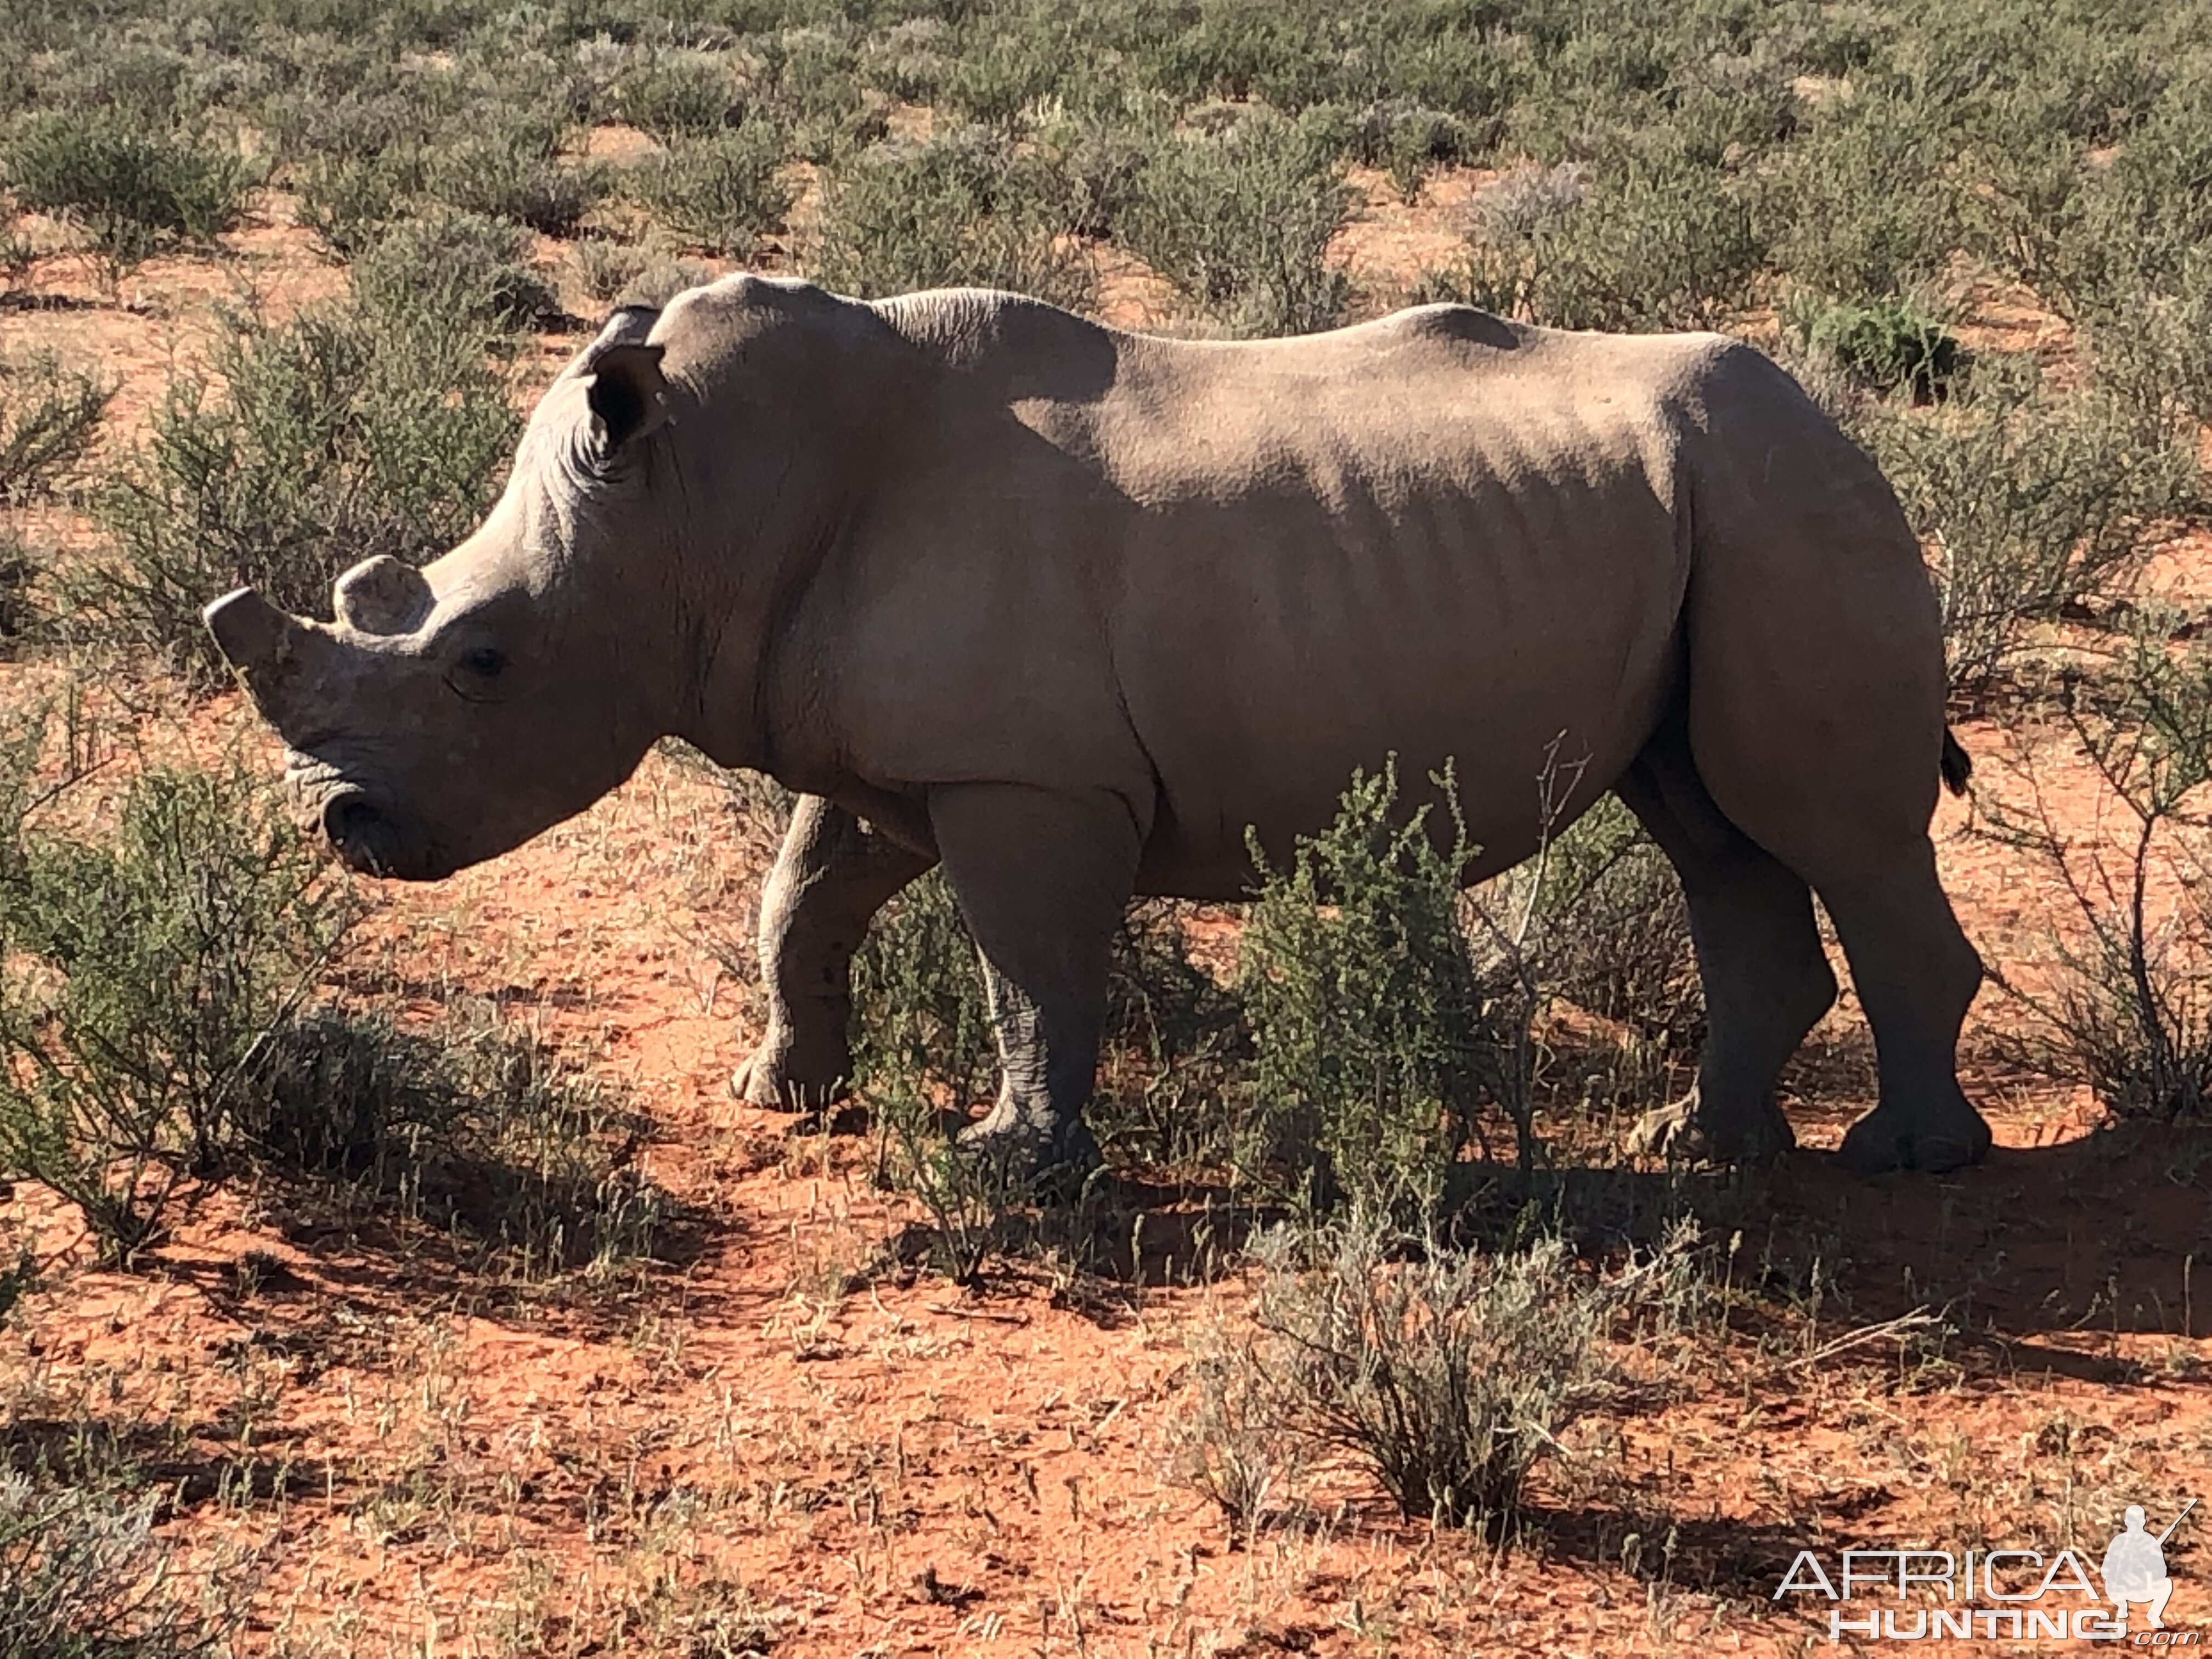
[285,753,448,880]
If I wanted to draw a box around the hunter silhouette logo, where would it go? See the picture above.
[2105,1501,2194,1632]
[1776,1497,2199,1643]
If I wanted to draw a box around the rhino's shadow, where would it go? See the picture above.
[1036,1118,2212,1366]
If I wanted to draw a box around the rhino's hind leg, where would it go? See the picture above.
[734,794,935,1109]
[927,782,1143,1187]
[1616,729,1837,1164]
[1814,848,1990,1175]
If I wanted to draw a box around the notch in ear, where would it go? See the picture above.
[585,342,670,453]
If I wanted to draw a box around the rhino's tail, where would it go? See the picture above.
[1940,728,1972,797]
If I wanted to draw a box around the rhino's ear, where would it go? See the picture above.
[585,341,669,453]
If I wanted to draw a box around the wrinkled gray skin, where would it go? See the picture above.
[206,275,1991,1183]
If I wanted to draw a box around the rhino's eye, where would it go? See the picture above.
[460,647,507,680]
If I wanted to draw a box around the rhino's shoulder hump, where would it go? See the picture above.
[1364,302,1537,355]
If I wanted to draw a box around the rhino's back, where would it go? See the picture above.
[832,295,1817,893]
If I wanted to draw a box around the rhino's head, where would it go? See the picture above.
[204,307,697,880]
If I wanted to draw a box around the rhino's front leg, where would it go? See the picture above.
[733,793,936,1108]
[928,782,1143,1186]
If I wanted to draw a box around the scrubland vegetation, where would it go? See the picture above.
[1,0,2210,1652]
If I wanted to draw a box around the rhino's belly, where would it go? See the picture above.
[1128,656,1677,900]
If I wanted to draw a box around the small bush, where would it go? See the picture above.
[0,741,351,1261]
[73,276,519,674]
[1032,109,1159,241]
[1238,760,1488,1220]
[1767,93,1961,301]
[1534,797,1702,1053]
[1982,91,2212,320]
[352,211,562,331]
[809,126,1091,308]
[0,353,109,502]
[1119,110,1352,336]
[761,25,889,165]
[626,124,794,258]
[295,149,422,258]
[1785,296,1965,401]
[247,997,667,1279]
[420,125,602,236]
[1437,145,1765,332]
[2,112,252,268]
[1848,354,2194,698]
[1981,623,2212,1121]
[2081,246,2212,469]
[1087,901,1252,1173]
[572,236,651,307]
[1199,1217,1622,1530]
[1163,1303,1309,1544]
[613,50,750,143]
[851,868,996,1116]
[1346,97,1496,202]
[613,257,721,310]
[850,868,1010,1279]
[0,1471,247,1658]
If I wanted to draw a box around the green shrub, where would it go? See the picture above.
[1436,144,1765,332]
[295,149,422,258]
[760,25,887,165]
[1162,1300,1310,1544]
[73,276,519,674]
[1980,619,2212,1122]
[1346,97,1497,201]
[612,49,751,143]
[1119,109,1351,336]
[852,869,1250,1272]
[1239,760,1489,1220]
[352,211,562,331]
[809,126,1091,308]
[420,123,602,235]
[0,1471,247,1658]
[0,353,109,502]
[1533,797,1702,1053]
[572,235,651,307]
[1785,296,1965,400]
[0,742,351,1261]
[613,257,721,310]
[2,112,252,268]
[1848,355,2195,698]
[1184,1217,1622,1531]
[1982,91,2212,319]
[1087,901,1252,1174]
[849,867,1007,1280]
[851,868,997,1116]
[625,123,794,258]
[1032,108,1160,241]
[1767,92,1962,301]
[2081,245,2212,464]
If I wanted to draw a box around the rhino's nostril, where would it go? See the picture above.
[320,791,394,872]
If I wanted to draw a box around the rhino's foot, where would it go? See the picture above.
[1628,1086,1796,1165]
[1837,1101,1993,1177]
[730,1030,851,1112]
[955,1111,1103,1200]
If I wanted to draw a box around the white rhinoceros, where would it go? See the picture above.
[205,275,1990,1180]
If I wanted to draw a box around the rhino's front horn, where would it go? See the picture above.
[203,587,297,672]
[333,555,433,636]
